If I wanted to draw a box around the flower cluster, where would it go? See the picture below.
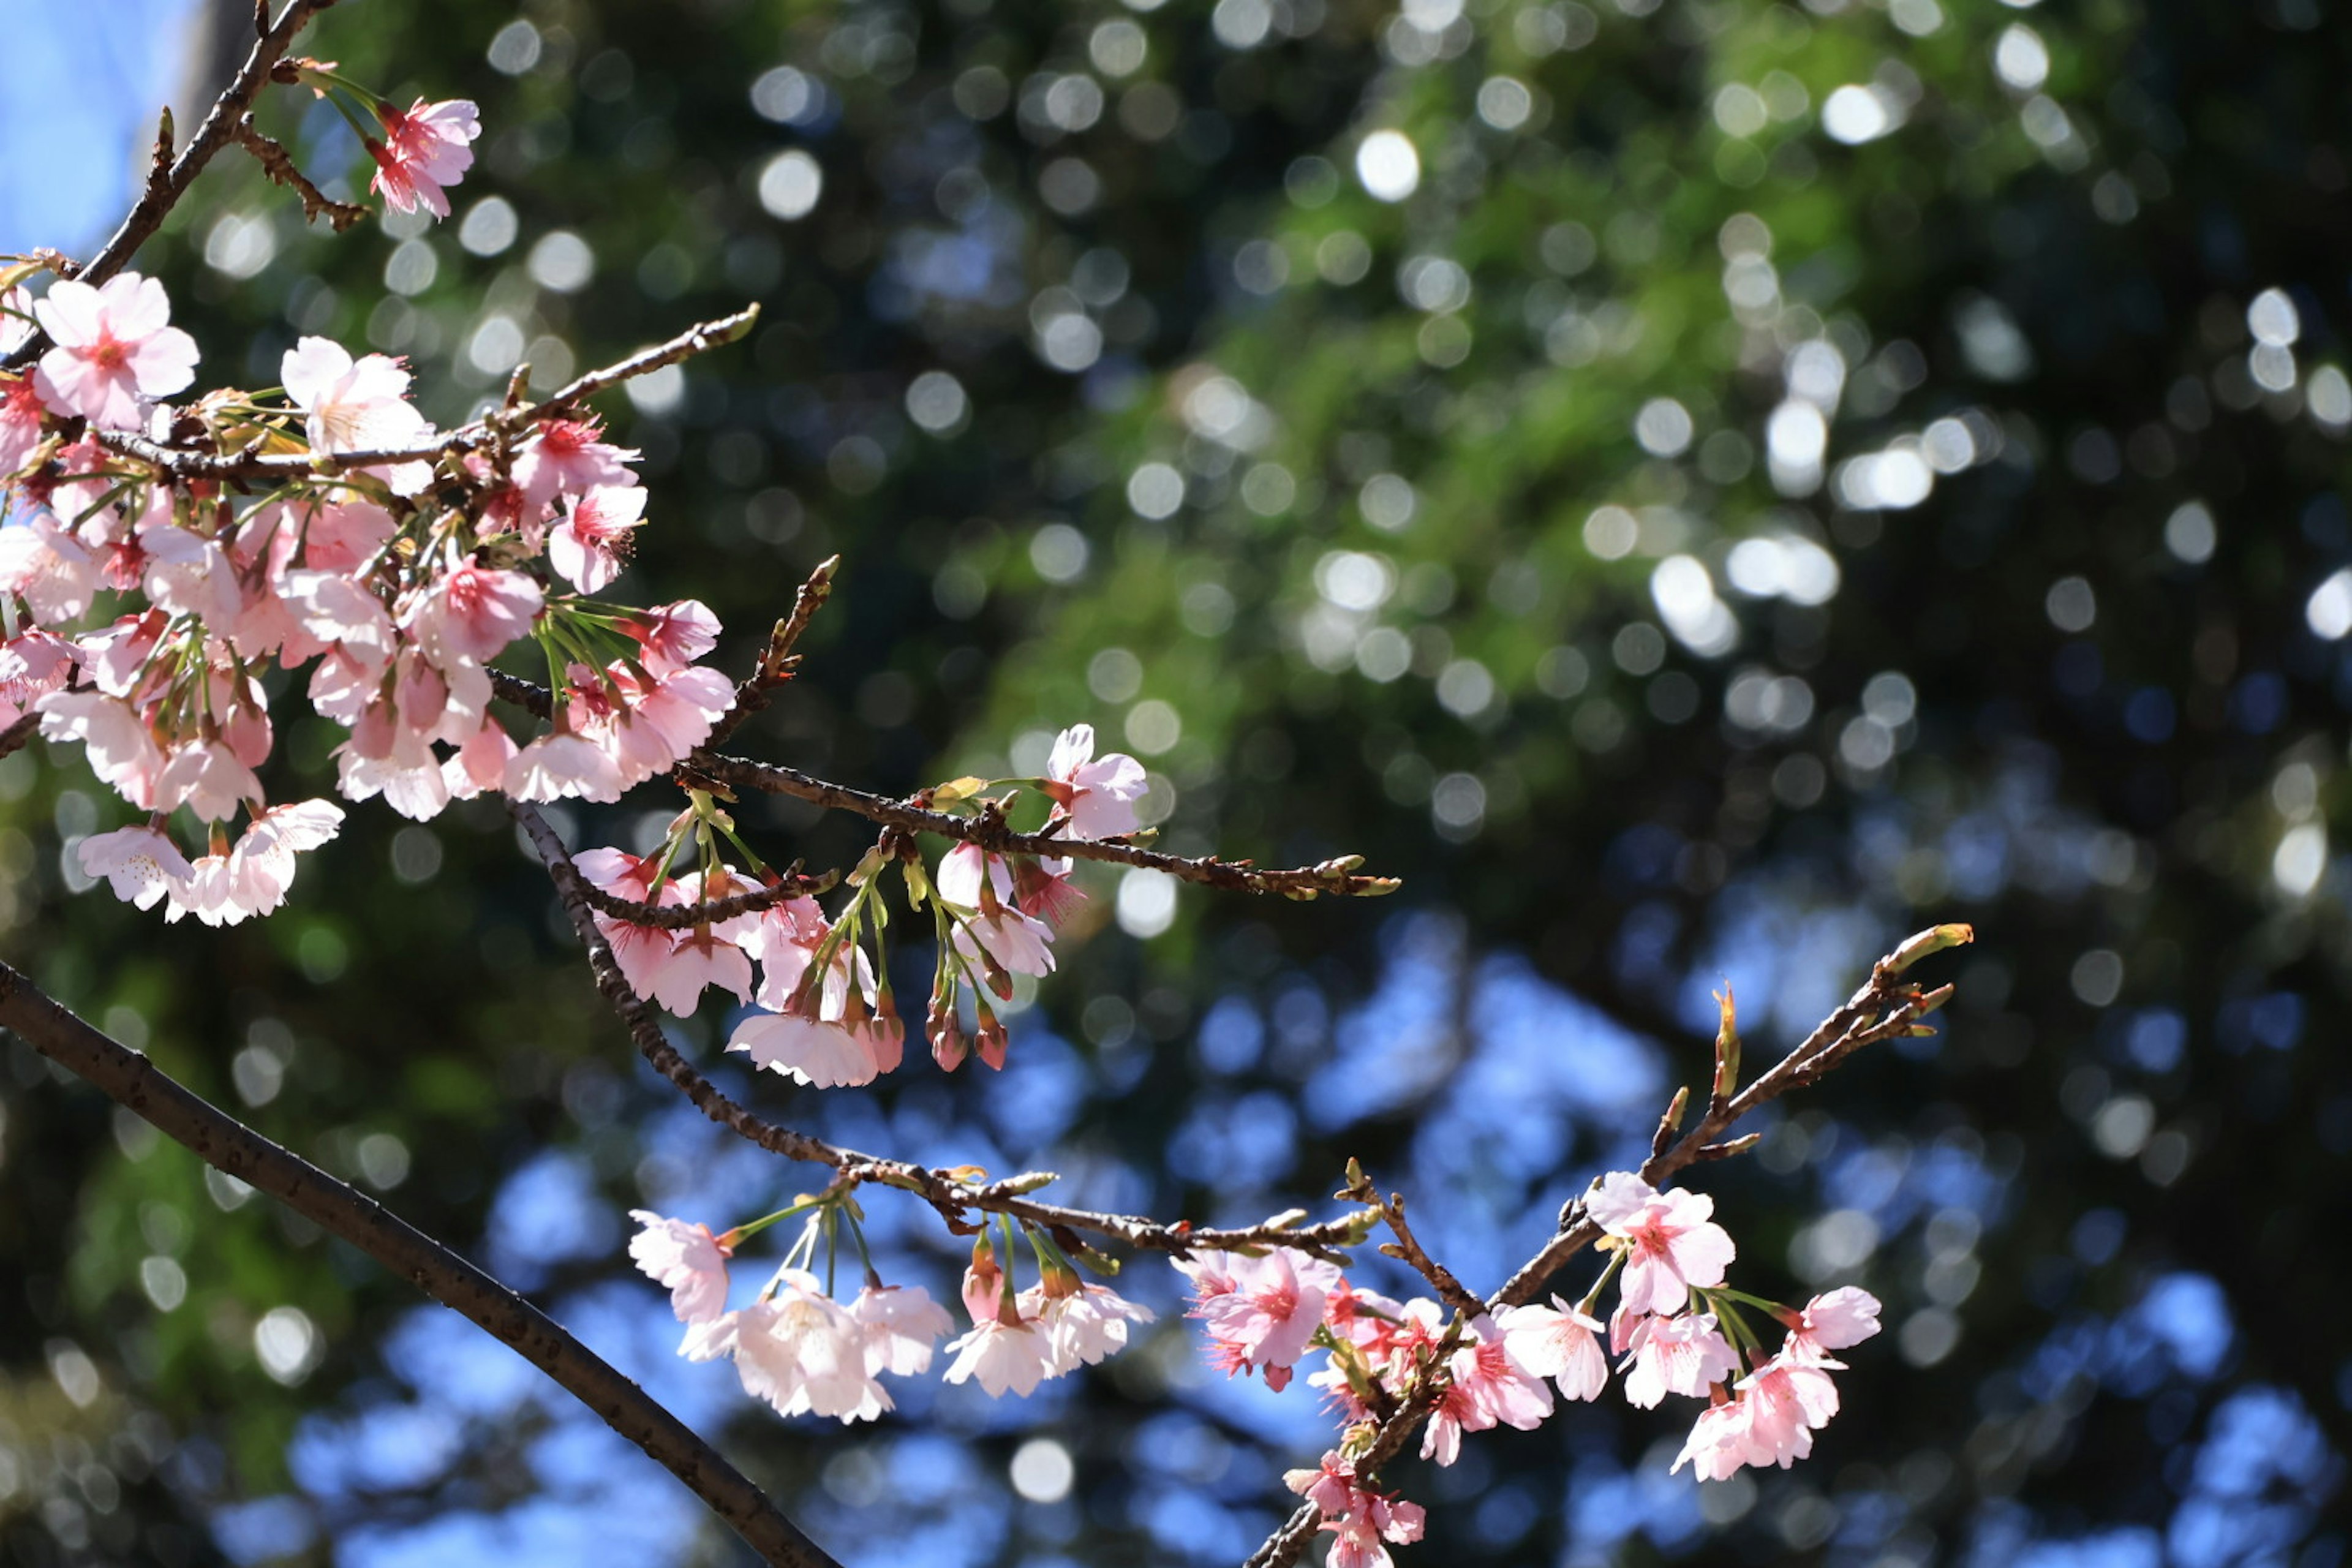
[0,235,755,924]
[568,723,1147,1082]
[1178,1172,1882,1568]
[629,1204,1151,1420]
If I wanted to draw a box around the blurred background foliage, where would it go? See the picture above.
[2,0,2350,1562]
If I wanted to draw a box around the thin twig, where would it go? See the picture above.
[701,554,839,754]
[578,872,837,931]
[0,712,39,764]
[86,307,763,483]
[0,956,839,1568]
[230,115,368,231]
[510,799,1370,1259]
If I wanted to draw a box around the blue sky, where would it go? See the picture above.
[0,0,200,255]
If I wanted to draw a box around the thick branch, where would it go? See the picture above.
[3,1,331,371]
[510,799,1368,1258]
[0,956,838,1568]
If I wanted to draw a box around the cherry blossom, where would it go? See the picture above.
[1785,1286,1883,1364]
[1194,1246,1341,1390]
[78,825,192,910]
[728,1008,883,1088]
[848,1284,954,1377]
[1617,1308,1741,1408]
[407,562,543,668]
[547,484,645,592]
[940,1316,1056,1397]
[619,598,722,674]
[1032,1282,1155,1370]
[1043,723,1148,840]
[368,97,481,218]
[1496,1295,1610,1402]
[1585,1170,1735,1317]
[221,800,345,916]
[0,514,100,625]
[628,1211,734,1324]
[0,285,30,356]
[29,273,199,429]
[0,372,43,476]
[513,417,641,510]
[733,1272,889,1422]
[281,337,431,456]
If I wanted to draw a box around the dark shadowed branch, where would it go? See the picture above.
[0,955,840,1568]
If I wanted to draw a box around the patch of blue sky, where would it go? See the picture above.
[0,1,198,255]
[1302,919,1462,1133]
[287,1401,466,1499]
[1562,1445,1703,1562]
[211,1493,315,1565]
[2106,1272,2234,1392]
[482,1147,620,1285]
[980,1025,1089,1156]
[1133,1482,1266,1561]
[2013,1526,2164,1568]
[340,1491,696,1568]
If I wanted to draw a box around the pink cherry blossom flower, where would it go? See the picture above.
[504,730,624,802]
[137,520,240,625]
[0,628,75,725]
[1585,1170,1735,1317]
[627,1211,734,1324]
[221,799,344,916]
[548,484,646,593]
[409,562,542,668]
[1730,1354,1842,1468]
[1785,1286,1882,1365]
[367,98,481,219]
[1618,1309,1741,1409]
[154,739,264,823]
[609,602,720,683]
[1496,1295,1610,1402]
[281,337,431,455]
[0,285,31,356]
[952,903,1058,982]
[0,372,45,477]
[1031,1283,1155,1371]
[37,690,164,809]
[941,1316,1057,1397]
[1042,723,1148,840]
[734,1272,889,1422]
[728,1009,882,1088]
[30,273,198,429]
[443,716,516,800]
[1672,1393,1752,1483]
[513,417,641,510]
[848,1284,954,1377]
[1450,1314,1556,1430]
[1010,854,1084,924]
[639,925,755,1018]
[1196,1247,1341,1389]
[1284,1452,1362,1521]
[78,825,192,910]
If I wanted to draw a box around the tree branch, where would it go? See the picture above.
[0,955,839,1568]
[509,799,1373,1259]
[86,306,763,482]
